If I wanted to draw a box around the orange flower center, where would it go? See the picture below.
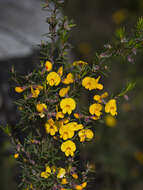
[66,147,71,152]
[87,82,91,86]
[66,105,70,109]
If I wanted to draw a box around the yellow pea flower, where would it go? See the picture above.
[82,182,87,188]
[45,61,52,72]
[105,99,117,116]
[82,76,103,91]
[57,168,66,178]
[73,60,88,66]
[78,129,94,142]
[45,118,58,136]
[93,92,108,103]
[14,153,19,159]
[56,111,64,120]
[36,103,47,112]
[56,105,64,120]
[82,77,95,90]
[74,113,80,119]
[61,178,68,184]
[72,173,78,179]
[41,166,51,179]
[59,124,75,140]
[101,92,108,98]
[31,87,40,98]
[89,103,102,116]
[75,185,83,190]
[61,140,76,157]
[36,85,43,90]
[75,182,87,190]
[60,98,76,115]
[15,87,25,93]
[59,86,70,97]
[46,72,61,86]
[57,66,63,76]
[63,73,74,84]
[66,122,83,131]
[95,76,103,90]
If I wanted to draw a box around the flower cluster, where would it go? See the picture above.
[15,60,117,157]
[40,165,87,190]
[14,60,118,189]
[11,1,142,189]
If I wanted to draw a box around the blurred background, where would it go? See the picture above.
[0,0,143,190]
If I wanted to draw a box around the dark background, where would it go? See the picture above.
[0,0,143,190]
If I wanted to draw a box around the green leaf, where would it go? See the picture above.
[136,17,143,37]
[118,81,136,97]
[115,27,126,40]
[0,124,11,136]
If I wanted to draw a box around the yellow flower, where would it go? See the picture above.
[89,103,102,116]
[14,153,19,159]
[82,182,87,188]
[46,72,61,86]
[66,122,83,131]
[45,118,58,136]
[78,129,94,142]
[36,103,47,112]
[73,60,88,66]
[60,98,76,115]
[56,111,64,120]
[61,178,68,184]
[105,114,117,127]
[57,66,63,76]
[31,87,40,98]
[75,185,83,190]
[41,166,51,178]
[30,184,33,189]
[15,87,25,93]
[59,86,70,97]
[82,76,103,90]
[82,77,95,90]
[61,140,76,157]
[75,182,87,190]
[74,113,80,119]
[59,124,75,140]
[72,173,78,179]
[56,105,64,120]
[93,92,108,103]
[36,85,43,90]
[57,168,66,178]
[91,115,100,120]
[105,99,117,116]
[63,73,74,84]
[63,118,69,124]
[45,61,52,72]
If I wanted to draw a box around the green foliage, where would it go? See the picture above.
[117,81,136,97]
[136,17,143,37]
[115,27,126,40]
